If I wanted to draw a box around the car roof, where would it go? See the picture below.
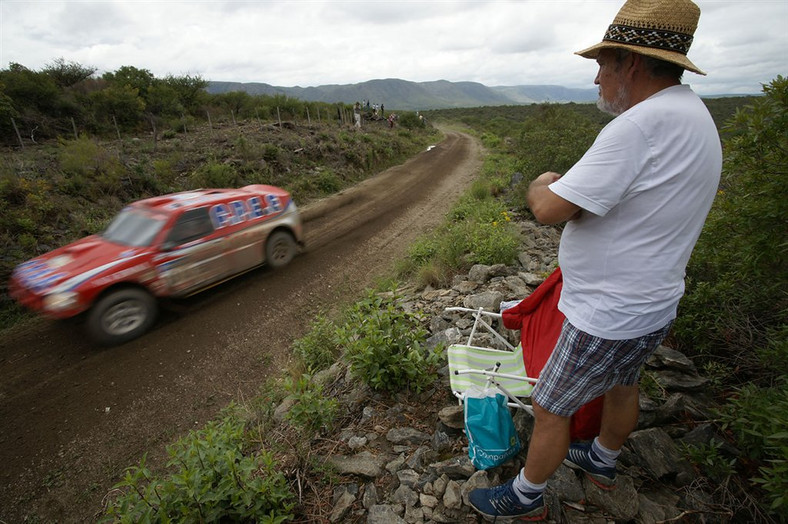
[131,186,287,215]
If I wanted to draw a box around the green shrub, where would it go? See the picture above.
[674,76,787,378]
[314,169,342,193]
[398,111,425,130]
[193,161,241,188]
[283,375,338,434]
[292,315,341,373]
[718,381,788,517]
[466,217,520,266]
[400,180,520,285]
[102,412,294,522]
[683,440,737,483]
[262,143,280,163]
[58,136,126,198]
[337,289,438,393]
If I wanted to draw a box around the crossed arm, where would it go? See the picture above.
[527,172,582,225]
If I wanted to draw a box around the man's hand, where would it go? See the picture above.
[527,172,582,225]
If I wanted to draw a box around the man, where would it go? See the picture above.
[469,0,722,520]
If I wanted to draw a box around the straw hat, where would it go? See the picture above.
[576,0,705,75]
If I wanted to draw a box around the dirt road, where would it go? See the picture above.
[0,130,481,522]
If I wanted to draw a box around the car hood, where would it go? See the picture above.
[13,235,147,294]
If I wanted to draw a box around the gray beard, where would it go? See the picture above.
[596,84,629,116]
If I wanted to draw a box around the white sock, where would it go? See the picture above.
[512,469,546,504]
[591,437,620,468]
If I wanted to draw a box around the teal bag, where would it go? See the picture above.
[464,385,521,470]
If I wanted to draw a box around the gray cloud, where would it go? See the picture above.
[1,0,785,95]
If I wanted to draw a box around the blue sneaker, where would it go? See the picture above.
[468,478,547,521]
[563,441,617,489]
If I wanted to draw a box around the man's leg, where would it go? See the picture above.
[466,400,568,519]
[563,383,641,488]
[523,401,571,483]
[598,383,640,450]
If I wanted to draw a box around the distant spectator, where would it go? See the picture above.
[353,102,362,128]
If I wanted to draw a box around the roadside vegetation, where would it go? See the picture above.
[3,59,784,522]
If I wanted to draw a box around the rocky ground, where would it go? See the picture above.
[290,219,736,523]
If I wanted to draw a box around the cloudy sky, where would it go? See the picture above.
[1,0,786,96]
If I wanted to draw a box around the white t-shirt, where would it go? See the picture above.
[549,84,722,340]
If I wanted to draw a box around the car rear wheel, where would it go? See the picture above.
[87,288,158,346]
[265,230,297,268]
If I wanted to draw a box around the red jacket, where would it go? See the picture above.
[502,267,603,441]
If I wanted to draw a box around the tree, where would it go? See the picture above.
[89,84,146,131]
[42,58,96,88]
[162,74,208,114]
[103,66,155,99]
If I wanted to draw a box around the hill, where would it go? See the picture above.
[206,78,599,110]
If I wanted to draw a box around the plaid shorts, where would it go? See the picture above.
[531,319,672,417]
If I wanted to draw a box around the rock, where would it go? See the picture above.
[651,369,708,391]
[387,427,430,446]
[462,290,504,312]
[680,422,741,457]
[442,479,463,510]
[273,395,297,422]
[636,488,682,524]
[330,485,357,522]
[583,473,640,521]
[549,464,585,502]
[431,429,452,453]
[429,455,476,480]
[419,492,439,508]
[362,482,378,509]
[437,404,464,430]
[397,469,420,488]
[654,392,714,423]
[367,504,406,524]
[451,280,478,294]
[518,271,546,287]
[327,451,387,478]
[392,484,418,507]
[648,345,698,373]
[503,275,530,297]
[468,264,493,283]
[626,427,694,482]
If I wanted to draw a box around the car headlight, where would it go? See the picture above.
[43,292,79,312]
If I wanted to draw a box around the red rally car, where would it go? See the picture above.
[9,185,304,346]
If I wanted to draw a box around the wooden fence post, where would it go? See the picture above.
[150,115,157,153]
[112,115,121,141]
[11,117,24,149]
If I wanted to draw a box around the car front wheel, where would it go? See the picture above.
[265,230,297,268]
[87,288,158,346]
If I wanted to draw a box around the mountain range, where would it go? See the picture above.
[205,78,600,111]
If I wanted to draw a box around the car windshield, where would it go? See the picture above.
[102,207,167,247]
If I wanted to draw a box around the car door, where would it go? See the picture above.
[156,207,229,295]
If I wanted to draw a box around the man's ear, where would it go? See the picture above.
[626,53,642,78]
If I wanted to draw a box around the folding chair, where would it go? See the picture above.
[446,306,538,414]
[446,267,604,441]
